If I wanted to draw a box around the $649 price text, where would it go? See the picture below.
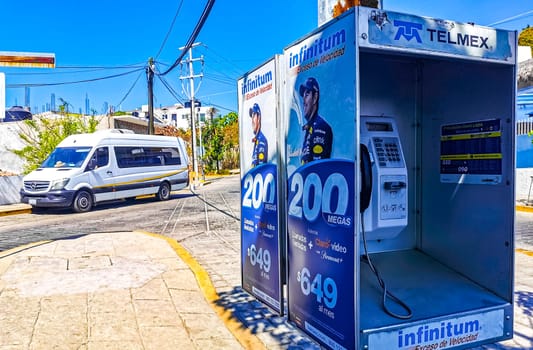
[247,244,271,273]
[297,267,338,308]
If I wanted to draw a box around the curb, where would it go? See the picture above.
[136,230,266,350]
[0,207,31,217]
[0,204,32,217]
[516,248,533,257]
[516,205,533,213]
[0,240,52,258]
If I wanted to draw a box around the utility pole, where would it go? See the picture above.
[147,57,155,135]
[198,106,205,181]
[179,43,203,188]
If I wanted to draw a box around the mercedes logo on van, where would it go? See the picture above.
[31,182,37,190]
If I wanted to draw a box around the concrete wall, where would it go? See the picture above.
[518,58,533,90]
[0,176,23,205]
[0,122,25,174]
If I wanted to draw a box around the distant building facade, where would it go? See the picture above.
[24,87,30,109]
[85,93,90,115]
[133,103,215,130]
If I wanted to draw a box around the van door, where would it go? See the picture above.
[87,146,116,203]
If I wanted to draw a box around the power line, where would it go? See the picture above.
[5,1,219,111]
[198,90,235,98]
[156,74,186,104]
[8,65,145,76]
[56,63,146,69]
[6,68,144,88]
[155,0,185,60]
[115,71,144,109]
[200,44,243,77]
[488,10,533,27]
[202,64,239,83]
[158,0,216,76]
[204,101,235,113]
[203,74,236,86]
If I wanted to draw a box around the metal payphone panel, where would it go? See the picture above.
[361,116,408,240]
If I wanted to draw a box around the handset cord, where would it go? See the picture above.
[361,213,412,319]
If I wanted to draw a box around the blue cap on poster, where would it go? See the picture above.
[299,77,320,97]
[249,103,261,117]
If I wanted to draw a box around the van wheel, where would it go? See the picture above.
[72,190,93,213]
[157,182,171,201]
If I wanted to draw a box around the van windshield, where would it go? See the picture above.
[41,147,92,168]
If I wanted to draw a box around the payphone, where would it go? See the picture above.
[240,6,516,349]
[359,116,413,320]
[360,116,408,241]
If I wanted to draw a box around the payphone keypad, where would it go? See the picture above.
[373,137,404,168]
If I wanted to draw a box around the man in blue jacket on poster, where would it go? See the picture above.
[250,103,268,167]
[299,77,333,164]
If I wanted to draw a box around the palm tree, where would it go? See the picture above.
[58,98,73,117]
[207,107,218,123]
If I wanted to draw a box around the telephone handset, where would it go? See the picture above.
[360,116,408,241]
[360,143,372,213]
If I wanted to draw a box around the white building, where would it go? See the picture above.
[134,103,216,130]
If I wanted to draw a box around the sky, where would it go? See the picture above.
[1,0,532,116]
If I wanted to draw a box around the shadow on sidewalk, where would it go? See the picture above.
[214,286,319,348]
[516,290,533,317]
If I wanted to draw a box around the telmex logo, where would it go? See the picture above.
[392,18,491,50]
[393,20,422,43]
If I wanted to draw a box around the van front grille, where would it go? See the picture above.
[24,181,50,192]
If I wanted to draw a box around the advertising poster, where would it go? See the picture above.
[238,57,283,314]
[284,12,357,350]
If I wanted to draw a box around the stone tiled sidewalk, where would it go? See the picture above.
[0,232,243,349]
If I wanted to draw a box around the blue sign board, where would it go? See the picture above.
[241,163,281,311]
[238,58,283,314]
[284,12,356,350]
[363,8,514,62]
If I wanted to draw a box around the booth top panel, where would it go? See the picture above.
[357,7,516,65]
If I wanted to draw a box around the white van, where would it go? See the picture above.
[20,129,190,212]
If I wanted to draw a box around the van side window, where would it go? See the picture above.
[96,147,109,167]
[161,147,181,165]
[114,146,182,168]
